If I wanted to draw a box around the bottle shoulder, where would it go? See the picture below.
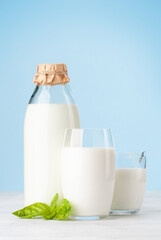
[29,84,75,104]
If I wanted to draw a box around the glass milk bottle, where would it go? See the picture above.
[24,64,80,205]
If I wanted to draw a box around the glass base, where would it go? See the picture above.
[69,215,108,221]
[110,209,140,215]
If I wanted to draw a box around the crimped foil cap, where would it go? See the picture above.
[33,63,70,86]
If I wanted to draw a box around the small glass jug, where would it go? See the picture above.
[111,152,146,215]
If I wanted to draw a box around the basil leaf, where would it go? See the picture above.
[54,199,71,220]
[50,193,58,212]
[12,202,51,219]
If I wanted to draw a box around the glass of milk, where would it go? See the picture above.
[61,128,115,220]
[111,152,146,215]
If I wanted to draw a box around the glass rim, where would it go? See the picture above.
[63,128,114,148]
[64,128,112,132]
[117,152,146,158]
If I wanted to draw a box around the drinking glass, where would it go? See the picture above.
[61,128,115,220]
[111,152,146,215]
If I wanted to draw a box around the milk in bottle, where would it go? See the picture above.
[24,64,80,205]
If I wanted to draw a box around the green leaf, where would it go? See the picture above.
[54,198,71,220]
[12,193,72,220]
[50,193,59,211]
[12,202,51,219]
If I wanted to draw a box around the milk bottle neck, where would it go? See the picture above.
[29,84,75,104]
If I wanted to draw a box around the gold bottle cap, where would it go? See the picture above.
[33,63,70,86]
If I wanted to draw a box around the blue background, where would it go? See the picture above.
[0,0,161,190]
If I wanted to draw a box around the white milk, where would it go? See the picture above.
[24,104,80,206]
[111,168,146,210]
[61,147,115,216]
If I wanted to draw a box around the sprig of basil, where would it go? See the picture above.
[12,193,71,220]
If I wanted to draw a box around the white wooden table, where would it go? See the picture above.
[0,192,161,240]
